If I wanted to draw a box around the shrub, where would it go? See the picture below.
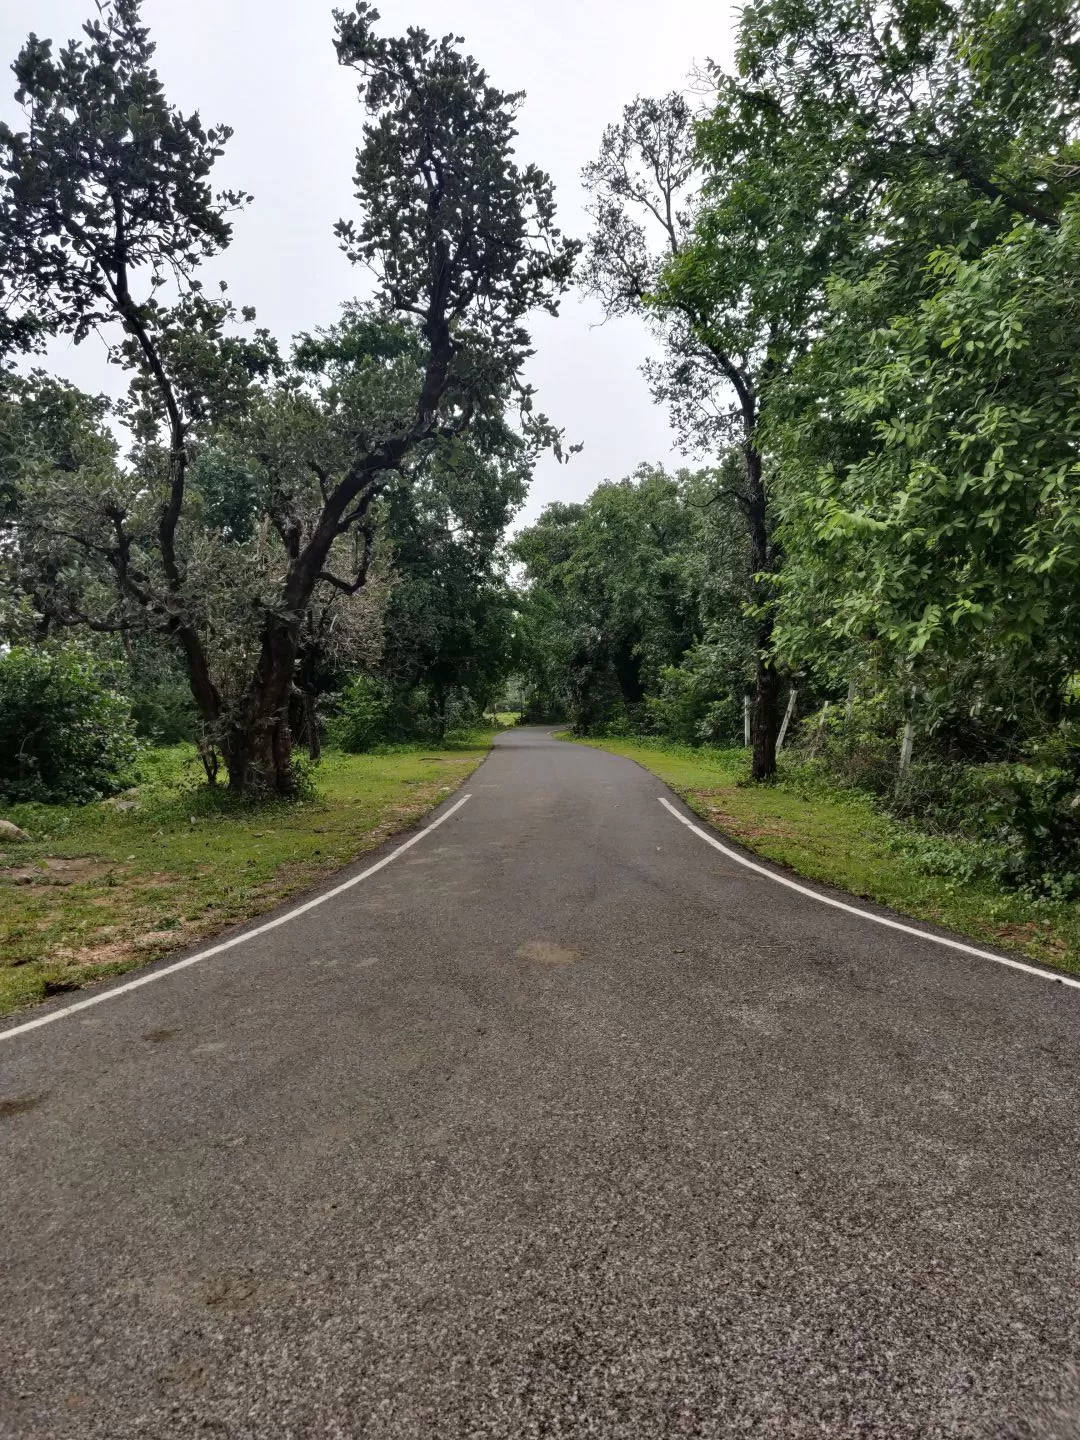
[326,674,392,752]
[803,693,1080,897]
[0,646,140,803]
[648,644,747,747]
[129,679,200,744]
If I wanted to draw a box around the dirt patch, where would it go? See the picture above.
[992,921,1071,957]
[2,856,114,888]
[68,940,139,969]
[697,801,798,844]
[132,929,189,951]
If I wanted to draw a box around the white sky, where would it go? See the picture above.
[0,0,733,527]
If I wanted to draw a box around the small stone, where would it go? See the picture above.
[0,820,31,843]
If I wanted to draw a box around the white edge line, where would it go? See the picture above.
[658,795,1080,992]
[0,793,473,1044]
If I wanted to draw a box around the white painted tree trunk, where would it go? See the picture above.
[899,719,915,773]
[777,687,798,752]
[744,693,752,747]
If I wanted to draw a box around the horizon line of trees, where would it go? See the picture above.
[3,0,1080,906]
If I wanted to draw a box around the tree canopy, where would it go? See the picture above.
[0,1,576,794]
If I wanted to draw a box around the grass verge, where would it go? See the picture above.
[0,734,492,1018]
[567,734,1080,978]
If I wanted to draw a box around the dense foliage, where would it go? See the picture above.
[513,465,754,737]
[513,0,1080,894]
[0,647,139,803]
[0,2,573,795]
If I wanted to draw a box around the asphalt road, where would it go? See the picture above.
[2,728,1079,1439]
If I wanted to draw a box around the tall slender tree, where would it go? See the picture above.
[581,89,855,776]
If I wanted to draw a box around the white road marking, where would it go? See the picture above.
[0,794,473,1044]
[658,796,1080,992]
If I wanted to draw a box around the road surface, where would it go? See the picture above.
[2,729,1079,1438]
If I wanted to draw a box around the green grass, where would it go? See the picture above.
[567,734,1080,977]
[0,735,492,1018]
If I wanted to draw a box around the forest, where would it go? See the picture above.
[1,0,1078,1004]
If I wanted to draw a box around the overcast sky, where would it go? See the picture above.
[0,0,733,527]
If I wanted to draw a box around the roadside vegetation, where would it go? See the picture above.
[571,736,1080,978]
[0,733,493,1018]
[0,4,539,1017]
[0,1,572,800]
[515,0,1080,920]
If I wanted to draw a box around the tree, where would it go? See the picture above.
[377,447,524,735]
[748,0,1080,727]
[0,2,576,795]
[770,200,1080,724]
[581,83,857,776]
[732,0,1079,239]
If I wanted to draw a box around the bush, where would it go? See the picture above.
[129,679,199,744]
[800,694,1080,897]
[647,643,748,747]
[326,674,392,752]
[0,646,140,803]
[974,760,1080,899]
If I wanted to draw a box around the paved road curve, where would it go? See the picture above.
[2,729,1079,1438]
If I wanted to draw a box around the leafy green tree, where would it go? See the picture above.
[748,0,1080,708]
[0,2,576,795]
[582,76,860,775]
[637,0,1079,779]
[771,200,1080,710]
[733,0,1078,237]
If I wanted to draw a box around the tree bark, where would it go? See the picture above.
[223,609,303,796]
[307,694,321,763]
[751,653,780,780]
[224,712,296,797]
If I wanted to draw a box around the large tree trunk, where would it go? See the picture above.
[223,614,304,797]
[744,442,778,780]
[224,714,296,797]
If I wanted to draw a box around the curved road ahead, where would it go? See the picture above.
[2,729,1079,1438]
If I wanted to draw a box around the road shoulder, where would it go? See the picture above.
[565,733,1080,979]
